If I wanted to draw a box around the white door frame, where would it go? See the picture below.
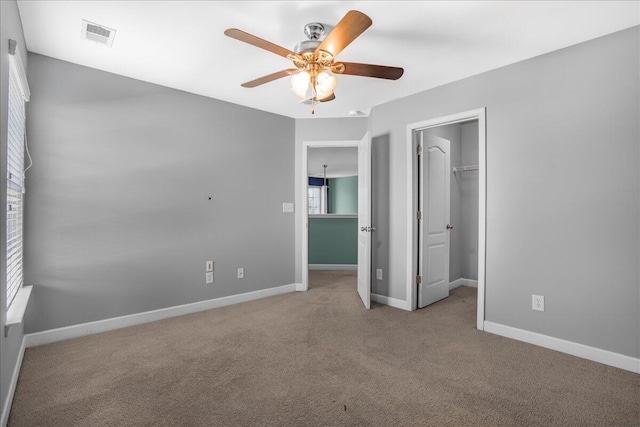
[301,139,360,291]
[406,108,487,330]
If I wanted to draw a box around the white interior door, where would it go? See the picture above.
[418,133,451,308]
[357,132,371,309]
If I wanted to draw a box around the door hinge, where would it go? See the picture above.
[416,275,422,284]
[416,210,422,220]
[416,144,422,156]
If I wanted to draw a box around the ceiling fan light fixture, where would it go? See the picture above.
[315,70,338,100]
[290,71,310,98]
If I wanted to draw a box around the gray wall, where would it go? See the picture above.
[23,54,295,333]
[0,0,28,415]
[294,118,369,281]
[370,27,639,358]
[459,122,479,280]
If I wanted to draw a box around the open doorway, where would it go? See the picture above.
[306,146,359,290]
[301,141,359,290]
[407,109,486,330]
[300,133,372,309]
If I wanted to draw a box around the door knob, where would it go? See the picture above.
[446,224,453,230]
[369,226,376,232]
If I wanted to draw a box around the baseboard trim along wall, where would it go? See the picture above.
[25,284,298,348]
[449,278,478,290]
[1,336,26,427]
[371,293,411,311]
[309,264,357,271]
[484,321,640,374]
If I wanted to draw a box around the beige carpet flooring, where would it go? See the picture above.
[9,271,640,426]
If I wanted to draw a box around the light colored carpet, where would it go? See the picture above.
[9,271,640,426]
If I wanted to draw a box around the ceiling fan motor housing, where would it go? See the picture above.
[304,23,324,40]
[294,39,321,54]
[294,22,325,53]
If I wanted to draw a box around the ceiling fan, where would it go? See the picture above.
[224,10,404,113]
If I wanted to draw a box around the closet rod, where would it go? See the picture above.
[453,165,479,173]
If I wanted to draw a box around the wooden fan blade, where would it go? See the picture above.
[225,28,296,58]
[241,69,295,88]
[339,62,404,80]
[315,10,372,58]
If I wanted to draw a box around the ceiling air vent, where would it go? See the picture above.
[81,20,116,47]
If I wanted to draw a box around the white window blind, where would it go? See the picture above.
[6,57,26,310]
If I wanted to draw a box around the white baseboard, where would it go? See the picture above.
[1,336,25,427]
[25,284,297,348]
[371,293,411,311]
[309,264,357,271]
[449,278,478,290]
[294,282,305,292]
[484,321,640,374]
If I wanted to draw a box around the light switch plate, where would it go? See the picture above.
[237,267,244,279]
[282,203,294,213]
[206,261,214,272]
[376,268,383,280]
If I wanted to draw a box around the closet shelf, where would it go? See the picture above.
[453,165,479,173]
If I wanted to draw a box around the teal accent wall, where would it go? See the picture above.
[308,217,357,265]
[328,176,358,214]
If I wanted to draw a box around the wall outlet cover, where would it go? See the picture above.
[237,267,244,279]
[532,294,545,312]
[376,268,383,280]
[206,272,214,284]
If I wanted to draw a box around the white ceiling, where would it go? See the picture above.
[308,147,358,178]
[17,1,639,119]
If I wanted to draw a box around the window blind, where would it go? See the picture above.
[6,59,26,310]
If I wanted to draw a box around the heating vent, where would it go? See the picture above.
[81,20,116,47]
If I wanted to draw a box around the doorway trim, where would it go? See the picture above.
[300,139,360,292]
[406,108,487,330]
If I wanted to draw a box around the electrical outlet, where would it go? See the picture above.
[206,261,214,272]
[376,268,383,280]
[206,272,214,284]
[532,295,545,312]
[237,267,244,279]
